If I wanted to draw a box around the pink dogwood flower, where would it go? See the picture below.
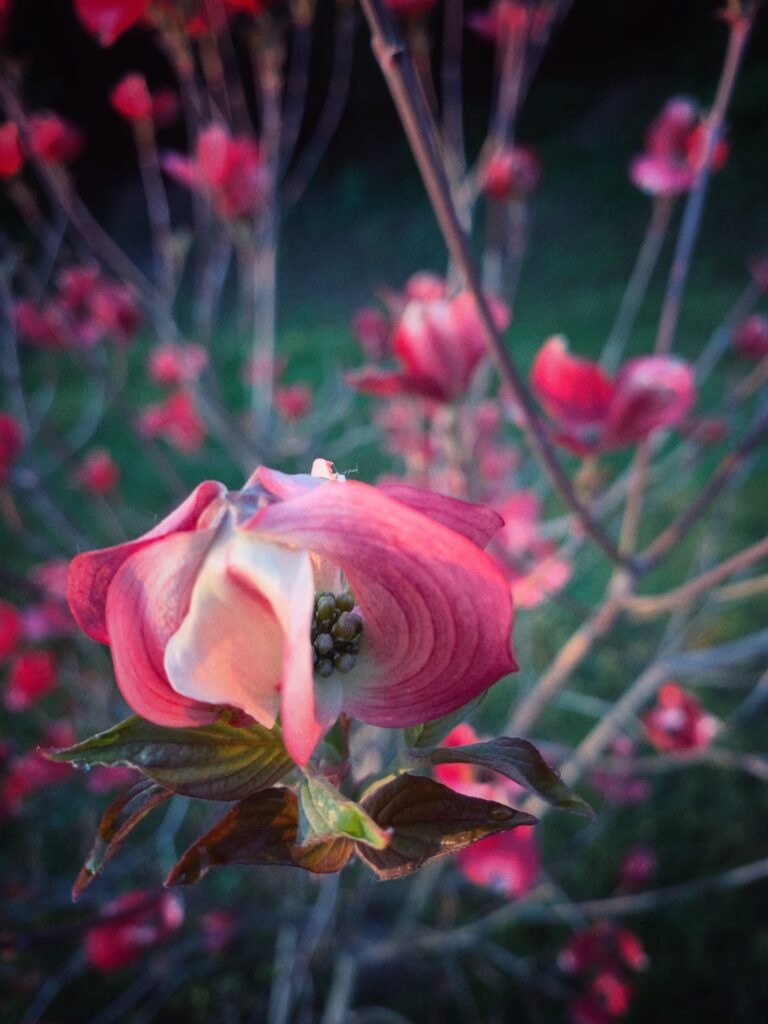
[0,122,23,178]
[0,601,22,661]
[0,412,23,484]
[349,291,509,403]
[492,491,572,609]
[733,314,768,361]
[137,392,206,452]
[479,145,541,202]
[75,0,152,46]
[642,682,719,753]
[84,890,183,971]
[163,124,267,219]
[67,461,516,766]
[148,343,209,386]
[4,651,57,712]
[531,336,695,455]
[110,73,153,121]
[468,1,552,46]
[435,724,540,897]
[26,112,83,166]
[74,449,121,496]
[629,96,728,197]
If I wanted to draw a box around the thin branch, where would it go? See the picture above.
[358,0,631,569]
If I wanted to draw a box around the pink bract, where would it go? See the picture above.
[531,337,695,454]
[75,0,152,46]
[0,122,23,178]
[67,463,517,766]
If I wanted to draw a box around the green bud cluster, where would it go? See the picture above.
[311,591,363,678]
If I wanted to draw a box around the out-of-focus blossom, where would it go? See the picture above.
[137,392,207,452]
[492,491,572,609]
[0,412,24,484]
[0,601,22,661]
[468,1,552,46]
[274,384,312,421]
[349,291,509,403]
[642,682,719,753]
[67,461,515,766]
[75,0,151,46]
[26,113,83,166]
[733,314,768,361]
[589,736,651,807]
[0,122,23,178]
[629,96,728,196]
[1,722,74,816]
[74,449,121,496]
[351,307,391,361]
[148,343,209,386]
[163,124,267,219]
[384,0,437,18]
[84,890,183,971]
[616,845,657,893]
[110,73,153,121]
[201,909,237,954]
[4,650,57,711]
[560,922,648,982]
[86,764,139,793]
[569,972,634,1024]
[16,268,141,350]
[531,336,695,455]
[480,145,541,202]
[435,724,540,897]
[21,560,76,642]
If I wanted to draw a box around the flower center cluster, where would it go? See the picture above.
[311,591,363,678]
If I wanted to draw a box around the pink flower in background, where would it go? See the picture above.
[26,112,83,165]
[733,314,768,360]
[629,96,728,196]
[274,384,313,421]
[480,145,541,202]
[67,461,516,766]
[4,651,57,711]
[435,724,540,898]
[468,1,552,46]
[616,845,657,893]
[560,921,648,1023]
[84,890,183,971]
[74,449,121,496]
[492,491,572,609]
[86,764,139,793]
[384,0,438,18]
[642,683,719,753]
[137,392,206,452]
[110,73,153,121]
[349,291,509,402]
[163,124,267,219]
[0,122,23,178]
[1,722,74,816]
[351,307,391,361]
[589,736,651,807]
[148,343,209,386]
[201,909,237,954]
[0,601,22,661]
[0,412,23,484]
[75,0,152,46]
[531,336,695,454]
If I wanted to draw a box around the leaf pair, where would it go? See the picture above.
[166,772,537,885]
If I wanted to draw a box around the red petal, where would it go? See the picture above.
[600,355,695,449]
[247,480,516,728]
[106,531,221,726]
[378,483,504,548]
[67,480,226,643]
[531,336,614,428]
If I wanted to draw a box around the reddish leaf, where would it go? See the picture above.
[74,777,172,900]
[165,787,353,886]
[357,773,536,880]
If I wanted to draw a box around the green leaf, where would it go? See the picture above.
[415,737,594,818]
[72,777,172,900]
[403,695,485,751]
[165,787,353,886]
[357,773,537,880]
[299,773,390,850]
[45,716,294,801]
